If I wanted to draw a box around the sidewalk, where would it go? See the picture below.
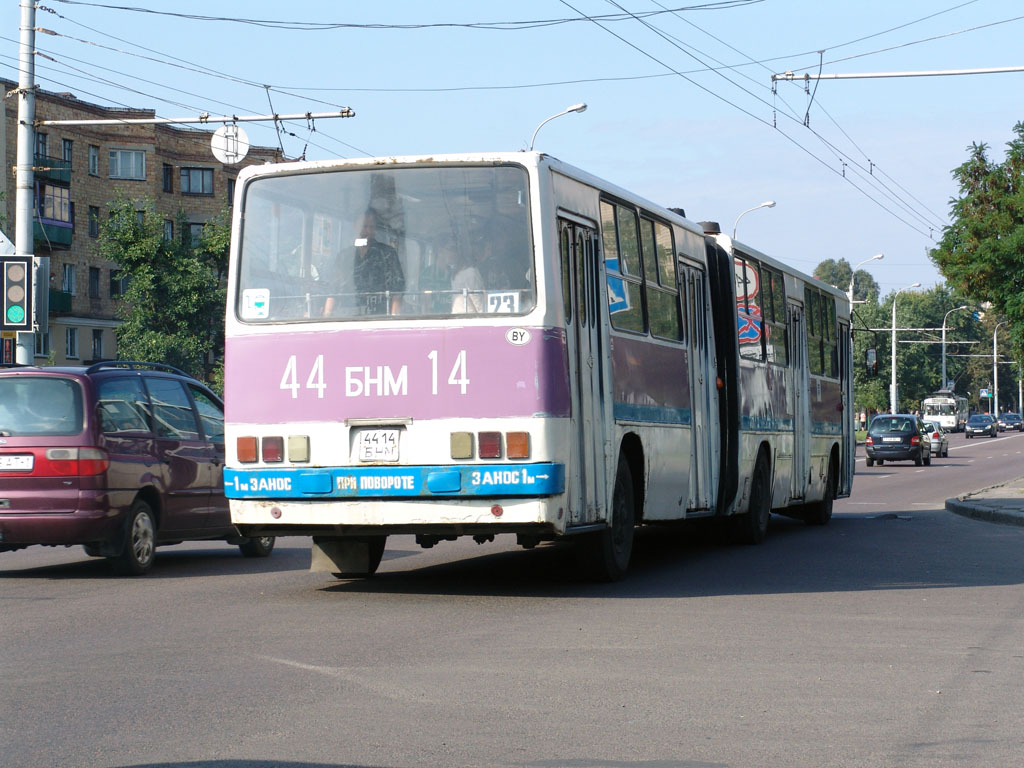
[946,476,1024,527]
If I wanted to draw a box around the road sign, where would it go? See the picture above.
[980,388,991,399]
[211,124,250,164]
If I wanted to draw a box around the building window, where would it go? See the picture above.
[88,145,99,175]
[91,329,104,361]
[109,149,146,180]
[88,206,100,238]
[61,263,76,295]
[163,163,174,193]
[110,269,128,297]
[36,132,48,157]
[187,222,205,247]
[62,138,73,164]
[35,331,50,357]
[38,183,71,224]
[89,267,101,298]
[180,167,214,195]
[227,178,236,205]
[66,327,79,359]
[163,220,174,241]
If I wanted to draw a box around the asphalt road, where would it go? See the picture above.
[3,432,1024,768]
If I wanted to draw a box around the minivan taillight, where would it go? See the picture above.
[37,447,110,477]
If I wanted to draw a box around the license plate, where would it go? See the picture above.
[882,437,902,443]
[357,429,400,462]
[0,454,33,471]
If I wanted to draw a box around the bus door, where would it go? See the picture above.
[789,301,809,501]
[838,320,853,495]
[681,263,716,511]
[560,217,607,524]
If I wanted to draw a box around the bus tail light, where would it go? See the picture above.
[288,436,310,463]
[262,436,284,462]
[478,432,502,459]
[237,437,258,463]
[506,432,530,459]
[450,432,473,460]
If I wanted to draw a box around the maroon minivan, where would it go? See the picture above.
[0,362,274,574]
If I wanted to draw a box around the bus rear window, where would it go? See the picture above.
[236,165,535,322]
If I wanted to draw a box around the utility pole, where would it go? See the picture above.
[13,0,36,364]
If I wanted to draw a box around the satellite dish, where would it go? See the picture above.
[211,124,250,164]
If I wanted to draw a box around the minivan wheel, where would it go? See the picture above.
[239,536,275,558]
[112,499,157,575]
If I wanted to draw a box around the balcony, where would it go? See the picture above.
[34,220,73,249]
[34,153,72,183]
[49,289,73,313]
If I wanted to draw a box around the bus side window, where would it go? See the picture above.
[601,200,644,333]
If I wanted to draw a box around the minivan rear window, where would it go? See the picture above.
[0,376,84,436]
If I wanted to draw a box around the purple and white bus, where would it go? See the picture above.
[224,152,853,580]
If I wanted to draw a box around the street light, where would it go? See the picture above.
[732,200,776,239]
[941,305,969,391]
[890,282,921,413]
[529,103,587,151]
[994,320,1008,417]
[847,253,884,304]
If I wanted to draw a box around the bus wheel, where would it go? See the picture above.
[730,456,770,545]
[577,454,635,582]
[804,459,836,526]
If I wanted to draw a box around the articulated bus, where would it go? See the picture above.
[922,390,968,432]
[224,152,854,581]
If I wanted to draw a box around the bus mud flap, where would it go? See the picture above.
[311,536,384,576]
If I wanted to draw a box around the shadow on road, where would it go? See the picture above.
[0,543,313,580]
[322,508,1024,599]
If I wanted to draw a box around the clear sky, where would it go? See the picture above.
[5,0,1022,296]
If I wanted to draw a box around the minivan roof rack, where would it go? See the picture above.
[84,360,190,376]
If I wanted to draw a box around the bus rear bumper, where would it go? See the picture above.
[230,496,568,538]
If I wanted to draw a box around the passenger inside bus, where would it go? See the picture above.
[450,246,485,314]
[322,209,404,317]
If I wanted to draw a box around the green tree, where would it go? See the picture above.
[839,273,979,416]
[99,198,231,384]
[813,258,880,302]
[930,122,1024,369]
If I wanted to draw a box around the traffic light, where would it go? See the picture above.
[2,256,33,331]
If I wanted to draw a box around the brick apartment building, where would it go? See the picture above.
[1,79,285,365]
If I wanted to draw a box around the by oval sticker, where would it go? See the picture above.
[505,328,531,346]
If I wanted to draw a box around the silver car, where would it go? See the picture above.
[923,420,949,458]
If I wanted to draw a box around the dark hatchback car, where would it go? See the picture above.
[0,362,273,574]
[865,414,931,467]
[965,413,998,438]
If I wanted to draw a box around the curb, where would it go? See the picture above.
[945,497,1024,527]
[945,478,1024,528]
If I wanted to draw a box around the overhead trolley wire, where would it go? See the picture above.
[46,1,766,31]
[560,0,935,238]
[28,7,372,157]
